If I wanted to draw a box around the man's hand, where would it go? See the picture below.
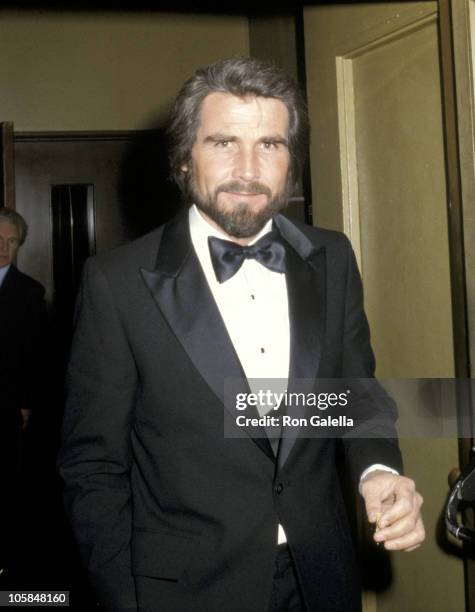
[359,470,425,551]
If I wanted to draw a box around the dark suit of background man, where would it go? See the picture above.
[58,58,425,612]
[0,207,47,578]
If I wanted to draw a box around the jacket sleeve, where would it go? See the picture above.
[57,258,138,611]
[339,236,403,481]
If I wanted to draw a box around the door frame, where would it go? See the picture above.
[439,1,475,610]
[1,122,15,209]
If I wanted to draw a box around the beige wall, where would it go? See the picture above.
[0,10,249,131]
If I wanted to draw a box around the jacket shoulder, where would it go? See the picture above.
[86,226,165,277]
[277,216,354,265]
[288,218,351,250]
[8,266,45,297]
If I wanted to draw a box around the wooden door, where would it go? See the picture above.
[1,122,15,209]
[14,131,181,304]
[304,2,465,611]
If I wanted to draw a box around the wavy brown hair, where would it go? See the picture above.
[167,57,309,193]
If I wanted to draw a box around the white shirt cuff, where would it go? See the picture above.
[359,463,399,493]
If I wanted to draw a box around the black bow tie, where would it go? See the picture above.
[208,231,287,283]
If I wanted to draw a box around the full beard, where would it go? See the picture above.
[186,178,290,239]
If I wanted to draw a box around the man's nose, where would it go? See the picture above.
[232,147,259,182]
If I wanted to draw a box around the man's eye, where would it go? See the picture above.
[216,140,231,148]
[262,141,278,150]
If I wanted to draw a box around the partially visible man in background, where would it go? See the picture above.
[0,207,47,580]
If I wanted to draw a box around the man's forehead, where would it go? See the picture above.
[198,92,289,133]
[0,219,19,237]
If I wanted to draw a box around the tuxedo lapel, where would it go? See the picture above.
[274,215,326,469]
[140,211,275,462]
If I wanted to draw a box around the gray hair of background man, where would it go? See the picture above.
[0,207,28,245]
[167,57,310,193]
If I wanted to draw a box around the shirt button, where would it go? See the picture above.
[274,483,283,495]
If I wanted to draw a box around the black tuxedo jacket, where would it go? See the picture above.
[0,264,46,422]
[58,211,402,612]
[0,264,46,544]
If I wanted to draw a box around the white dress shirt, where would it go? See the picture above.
[0,264,10,288]
[189,205,290,387]
[188,205,396,543]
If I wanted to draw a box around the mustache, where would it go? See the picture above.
[215,181,272,198]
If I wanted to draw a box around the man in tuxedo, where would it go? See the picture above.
[58,58,424,612]
[0,207,47,576]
